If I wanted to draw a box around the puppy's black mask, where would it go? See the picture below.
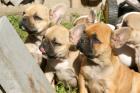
[77,33,94,59]
[39,37,57,59]
[77,33,101,59]
[19,17,38,34]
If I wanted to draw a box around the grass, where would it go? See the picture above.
[56,82,78,93]
[8,16,28,42]
[7,15,77,93]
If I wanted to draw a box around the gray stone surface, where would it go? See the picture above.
[0,16,55,93]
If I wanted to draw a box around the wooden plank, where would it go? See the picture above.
[0,5,28,16]
[0,16,55,93]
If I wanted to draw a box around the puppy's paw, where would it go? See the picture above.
[68,78,77,88]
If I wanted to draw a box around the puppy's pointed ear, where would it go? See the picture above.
[49,3,67,24]
[116,27,132,40]
[111,27,132,48]
[70,24,86,45]
[88,9,95,23]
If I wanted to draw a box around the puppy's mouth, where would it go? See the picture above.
[39,46,58,59]
[39,47,46,54]
[39,47,48,59]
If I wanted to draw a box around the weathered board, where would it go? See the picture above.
[0,16,55,93]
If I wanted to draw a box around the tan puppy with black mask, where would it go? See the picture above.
[20,4,67,64]
[39,24,85,87]
[73,22,140,93]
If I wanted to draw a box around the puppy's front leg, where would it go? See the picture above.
[79,73,88,93]
[135,48,140,72]
[45,72,55,88]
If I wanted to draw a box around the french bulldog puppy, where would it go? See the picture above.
[113,12,140,70]
[74,11,135,70]
[111,27,140,72]
[20,4,67,64]
[74,10,134,69]
[73,22,140,93]
[39,24,85,87]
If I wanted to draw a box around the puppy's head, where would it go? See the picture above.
[39,25,70,58]
[20,4,66,35]
[73,9,96,26]
[111,27,132,48]
[39,24,85,59]
[70,23,112,59]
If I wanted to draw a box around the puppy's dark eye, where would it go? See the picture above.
[33,14,42,20]
[52,38,62,46]
[92,34,101,44]
[42,36,45,41]
[23,12,25,15]
[42,36,45,39]
[53,41,62,46]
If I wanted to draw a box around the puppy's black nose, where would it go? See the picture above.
[86,53,94,59]
[22,17,27,22]
[19,17,27,29]
[19,21,22,29]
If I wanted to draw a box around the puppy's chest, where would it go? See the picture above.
[82,66,110,92]
[55,59,71,70]
[82,65,103,80]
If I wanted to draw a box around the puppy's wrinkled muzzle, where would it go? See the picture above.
[77,33,94,59]
[19,21,25,30]
[19,18,38,34]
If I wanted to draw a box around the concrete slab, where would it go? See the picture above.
[0,16,55,93]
